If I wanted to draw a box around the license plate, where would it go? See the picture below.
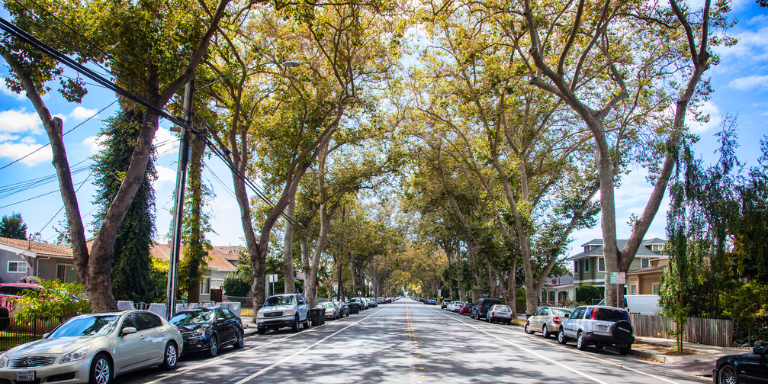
[16,371,35,382]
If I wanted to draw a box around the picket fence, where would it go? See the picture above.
[628,313,733,347]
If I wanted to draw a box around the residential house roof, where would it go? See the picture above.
[568,239,665,261]
[0,236,72,258]
[150,242,238,272]
[626,265,666,275]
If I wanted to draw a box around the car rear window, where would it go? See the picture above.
[595,308,630,322]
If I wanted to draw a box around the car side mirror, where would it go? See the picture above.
[121,327,137,335]
[754,347,764,355]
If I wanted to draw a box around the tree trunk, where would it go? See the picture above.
[283,191,297,293]
[307,204,332,308]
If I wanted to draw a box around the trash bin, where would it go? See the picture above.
[310,308,325,326]
[348,302,360,315]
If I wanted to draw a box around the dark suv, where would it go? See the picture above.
[471,298,502,320]
[557,305,634,355]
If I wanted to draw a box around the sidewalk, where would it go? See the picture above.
[631,336,750,377]
[241,316,259,337]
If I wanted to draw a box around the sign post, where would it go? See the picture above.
[609,272,626,307]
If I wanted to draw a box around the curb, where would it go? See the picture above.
[630,348,668,363]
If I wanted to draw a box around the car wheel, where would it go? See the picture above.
[303,315,311,329]
[557,329,568,344]
[617,346,631,355]
[161,342,178,370]
[208,335,219,357]
[525,322,534,334]
[233,329,244,349]
[717,364,739,384]
[89,353,112,384]
[257,327,266,335]
[576,332,587,351]
[292,315,300,332]
[542,324,550,338]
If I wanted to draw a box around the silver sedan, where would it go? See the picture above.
[0,310,182,384]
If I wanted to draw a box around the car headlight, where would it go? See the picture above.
[60,346,90,364]
[194,325,212,336]
[255,312,262,318]
[283,310,295,316]
[0,354,5,368]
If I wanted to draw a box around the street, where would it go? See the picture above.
[115,299,709,384]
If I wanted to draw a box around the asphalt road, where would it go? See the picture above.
[117,299,709,384]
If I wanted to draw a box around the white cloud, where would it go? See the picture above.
[153,127,179,158]
[687,100,722,134]
[0,134,19,142]
[69,106,98,120]
[0,141,51,166]
[154,165,177,189]
[0,78,26,101]
[82,135,106,154]
[0,109,42,134]
[728,75,768,91]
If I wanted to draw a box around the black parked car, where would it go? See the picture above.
[713,346,767,384]
[471,298,502,320]
[170,307,244,357]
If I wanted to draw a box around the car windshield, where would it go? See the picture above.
[596,308,630,322]
[170,311,213,326]
[264,296,295,306]
[495,305,510,311]
[49,315,121,338]
[552,309,571,317]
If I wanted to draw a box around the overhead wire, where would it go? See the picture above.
[0,159,90,199]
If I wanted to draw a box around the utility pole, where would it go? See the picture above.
[166,80,194,319]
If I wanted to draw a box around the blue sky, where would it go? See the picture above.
[0,1,766,258]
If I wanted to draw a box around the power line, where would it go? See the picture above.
[0,100,117,171]
[0,161,90,199]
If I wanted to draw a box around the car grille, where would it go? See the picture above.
[9,355,56,368]
[263,312,283,318]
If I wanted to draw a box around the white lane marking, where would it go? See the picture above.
[144,314,345,384]
[431,308,686,384]
[234,307,389,384]
[429,308,608,384]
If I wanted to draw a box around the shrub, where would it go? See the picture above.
[222,273,250,297]
[576,284,601,304]
[16,280,91,319]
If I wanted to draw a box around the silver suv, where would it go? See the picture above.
[557,305,634,355]
[255,294,311,334]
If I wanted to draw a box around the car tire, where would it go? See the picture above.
[525,322,534,334]
[618,346,631,355]
[542,324,550,338]
[292,315,300,332]
[233,329,244,349]
[557,329,568,344]
[161,342,179,370]
[303,315,311,329]
[208,335,219,357]
[89,353,112,384]
[717,364,739,384]
[576,332,587,351]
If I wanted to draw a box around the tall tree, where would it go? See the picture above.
[0,213,27,239]
[91,111,158,303]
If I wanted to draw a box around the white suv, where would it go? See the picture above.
[255,294,311,334]
[557,305,634,355]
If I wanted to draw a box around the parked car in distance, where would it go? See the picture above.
[557,305,634,355]
[525,307,572,338]
[441,299,452,309]
[460,303,473,315]
[337,301,349,317]
[472,298,502,320]
[255,294,311,334]
[170,307,244,357]
[713,346,768,384]
[448,301,464,312]
[349,297,367,310]
[0,310,182,384]
[487,304,513,324]
[428,299,437,305]
[316,302,341,320]
[366,298,378,308]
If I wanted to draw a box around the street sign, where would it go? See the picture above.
[268,274,278,283]
[617,272,626,285]
[609,272,618,284]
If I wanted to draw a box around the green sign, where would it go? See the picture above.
[609,272,618,284]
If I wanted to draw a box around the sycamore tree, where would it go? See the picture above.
[0,0,236,310]
[518,0,733,306]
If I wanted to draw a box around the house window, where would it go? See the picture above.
[598,258,605,272]
[652,284,659,295]
[585,258,590,272]
[631,285,637,295]
[7,261,27,273]
[652,244,663,252]
[641,258,650,268]
[200,277,211,295]
[574,261,579,273]
[56,265,78,283]
[541,292,547,302]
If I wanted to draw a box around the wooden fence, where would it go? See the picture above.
[628,313,733,347]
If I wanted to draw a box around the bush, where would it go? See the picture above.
[576,284,601,304]
[16,280,90,318]
[222,273,250,297]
